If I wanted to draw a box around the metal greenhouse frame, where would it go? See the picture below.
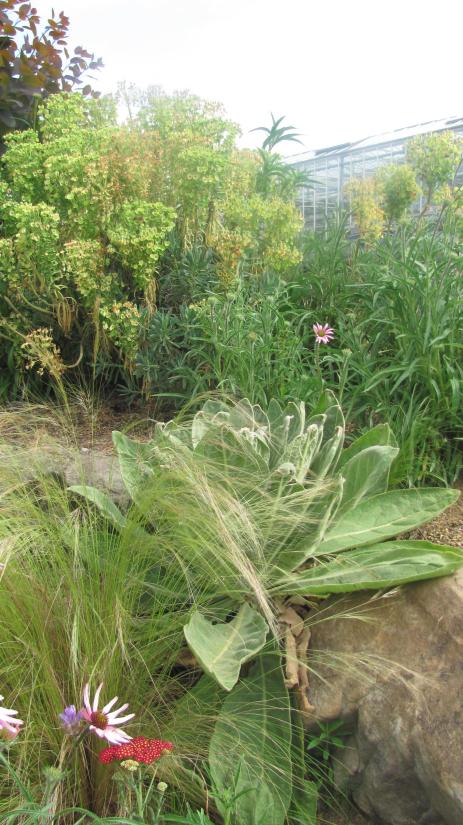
[288,117,463,231]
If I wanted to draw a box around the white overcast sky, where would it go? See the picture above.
[38,0,462,154]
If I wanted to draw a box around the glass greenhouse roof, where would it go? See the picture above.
[288,116,463,231]
[288,116,463,163]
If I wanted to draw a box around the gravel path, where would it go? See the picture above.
[408,479,463,547]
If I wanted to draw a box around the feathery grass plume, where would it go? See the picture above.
[0,396,461,819]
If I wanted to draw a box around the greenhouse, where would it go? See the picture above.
[289,116,463,230]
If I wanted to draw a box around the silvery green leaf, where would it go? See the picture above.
[318,488,459,555]
[184,603,269,691]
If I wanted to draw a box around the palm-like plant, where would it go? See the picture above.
[251,114,303,152]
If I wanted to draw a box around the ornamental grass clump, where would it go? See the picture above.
[0,679,173,823]
[0,396,461,822]
[0,695,23,740]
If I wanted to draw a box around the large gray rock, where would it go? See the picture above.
[65,449,128,505]
[307,570,463,825]
[0,443,128,505]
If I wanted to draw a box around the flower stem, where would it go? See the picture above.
[0,749,34,803]
[136,769,145,819]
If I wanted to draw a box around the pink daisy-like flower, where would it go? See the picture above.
[80,683,134,745]
[313,323,335,344]
[0,694,23,739]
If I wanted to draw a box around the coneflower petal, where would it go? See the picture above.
[92,683,104,712]
[83,683,91,713]
[108,702,128,719]
[109,712,135,726]
[102,696,119,714]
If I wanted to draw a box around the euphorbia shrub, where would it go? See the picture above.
[0,91,303,398]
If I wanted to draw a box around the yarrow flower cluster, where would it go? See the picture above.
[313,323,335,344]
[0,694,23,739]
[99,736,173,765]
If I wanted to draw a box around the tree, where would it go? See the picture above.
[0,0,102,140]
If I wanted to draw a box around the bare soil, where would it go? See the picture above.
[408,478,463,548]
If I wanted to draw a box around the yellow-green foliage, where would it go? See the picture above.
[107,201,176,295]
[346,133,462,238]
[345,177,385,241]
[407,131,462,200]
[0,91,303,386]
[99,300,142,360]
[378,164,420,223]
[62,240,112,305]
[220,194,302,279]
[6,203,61,290]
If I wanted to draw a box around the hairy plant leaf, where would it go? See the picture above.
[289,780,318,825]
[318,488,459,554]
[310,425,344,478]
[289,703,318,825]
[275,477,344,572]
[338,424,397,469]
[166,674,224,745]
[209,651,292,825]
[184,604,269,691]
[340,445,399,511]
[112,431,155,500]
[68,485,126,529]
[279,423,323,482]
[273,540,463,595]
[319,403,344,445]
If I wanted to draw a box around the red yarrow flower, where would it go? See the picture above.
[313,323,335,344]
[99,736,173,765]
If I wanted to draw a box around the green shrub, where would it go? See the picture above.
[135,283,314,409]
[0,92,303,398]
[407,130,462,207]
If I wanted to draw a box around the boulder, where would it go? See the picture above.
[307,570,463,825]
[0,442,128,506]
[64,449,128,505]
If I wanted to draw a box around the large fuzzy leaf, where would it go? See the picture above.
[317,403,344,445]
[339,445,399,511]
[68,485,126,529]
[209,651,292,825]
[184,604,269,691]
[275,477,344,572]
[112,431,155,501]
[338,424,397,469]
[278,423,324,482]
[310,425,344,479]
[318,488,459,555]
[165,674,224,746]
[273,540,463,595]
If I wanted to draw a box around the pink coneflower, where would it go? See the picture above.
[313,323,335,344]
[80,683,134,745]
[0,695,23,739]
